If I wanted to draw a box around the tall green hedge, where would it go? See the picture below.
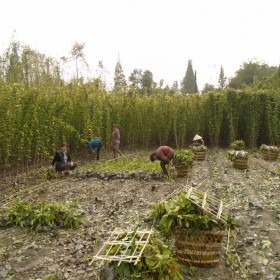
[0,83,280,172]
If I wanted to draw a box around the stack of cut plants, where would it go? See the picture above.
[260,144,279,161]
[0,199,82,231]
[227,140,248,169]
[78,157,163,180]
[91,229,184,280]
[172,149,195,177]
[150,191,238,267]
[190,145,207,161]
[229,140,245,151]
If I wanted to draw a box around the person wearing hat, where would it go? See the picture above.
[87,138,102,160]
[150,146,175,176]
[51,143,78,173]
[192,134,204,147]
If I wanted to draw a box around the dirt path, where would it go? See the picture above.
[1,150,280,280]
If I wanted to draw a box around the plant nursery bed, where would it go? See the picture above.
[0,149,280,280]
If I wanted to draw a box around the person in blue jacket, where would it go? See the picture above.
[87,138,103,160]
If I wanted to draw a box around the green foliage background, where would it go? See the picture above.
[1,82,280,171]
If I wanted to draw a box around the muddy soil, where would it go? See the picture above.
[0,149,280,280]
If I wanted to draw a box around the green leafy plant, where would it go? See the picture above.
[189,145,207,152]
[172,149,195,167]
[45,167,57,180]
[5,199,82,230]
[82,157,162,174]
[227,150,248,162]
[106,233,184,280]
[150,192,238,239]
[260,144,279,152]
[230,140,245,150]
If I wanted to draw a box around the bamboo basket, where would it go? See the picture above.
[261,150,279,161]
[175,229,225,266]
[175,165,192,177]
[194,150,207,161]
[232,158,248,169]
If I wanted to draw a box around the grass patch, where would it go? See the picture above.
[82,157,162,174]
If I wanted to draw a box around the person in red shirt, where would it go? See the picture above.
[112,124,123,158]
[150,146,175,176]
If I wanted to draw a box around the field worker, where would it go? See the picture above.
[87,138,103,160]
[191,134,204,147]
[112,124,123,158]
[51,143,77,174]
[150,146,175,176]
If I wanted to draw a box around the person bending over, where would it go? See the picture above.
[150,146,174,176]
[87,138,103,160]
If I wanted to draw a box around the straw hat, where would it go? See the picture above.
[193,134,202,141]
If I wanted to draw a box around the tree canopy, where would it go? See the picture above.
[181,60,198,94]
[228,61,277,89]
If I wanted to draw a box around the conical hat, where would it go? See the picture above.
[193,134,202,141]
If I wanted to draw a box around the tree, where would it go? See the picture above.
[218,66,227,89]
[194,71,198,93]
[128,69,143,91]
[202,83,216,94]
[94,60,108,89]
[181,59,198,94]
[70,42,88,80]
[228,61,277,89]
[6,41,21,84]
[258,66,280,89]
[0,41,62,86]
[142,70,153,94]
[113,56,126,92]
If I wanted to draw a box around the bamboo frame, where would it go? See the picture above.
[90,228,153,267]
[184,187,228,224]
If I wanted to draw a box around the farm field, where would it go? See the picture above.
[1,149,280,280]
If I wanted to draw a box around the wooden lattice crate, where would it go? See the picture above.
[175,229,225,266]
[261,150,279,161]
[175,165,192,177]
[232,158,248,169]
[90,229,153,266]
[194,150,207,161]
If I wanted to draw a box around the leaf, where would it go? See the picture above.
[261,240,271,249]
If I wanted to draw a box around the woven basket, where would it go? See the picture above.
[175,229,225,266]
[232,158,248,169]
[261,150,279,161]
[175,165,192,177]
[194,150,207,161]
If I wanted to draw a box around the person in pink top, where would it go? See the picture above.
[112,124,123,158]
[150,146,175,176]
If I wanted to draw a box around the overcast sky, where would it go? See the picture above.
[1,0,280,90]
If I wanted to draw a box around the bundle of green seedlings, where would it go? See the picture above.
[189,145,207,152]
[84,157,162,174]
[45,167,59,180]
[172,149,195,167]
[150,193,238,239]
[260,144,279,152]
[105,232,184,280]
[227,150,248,162]
[229,140,245,151]
[3,199,82,230]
